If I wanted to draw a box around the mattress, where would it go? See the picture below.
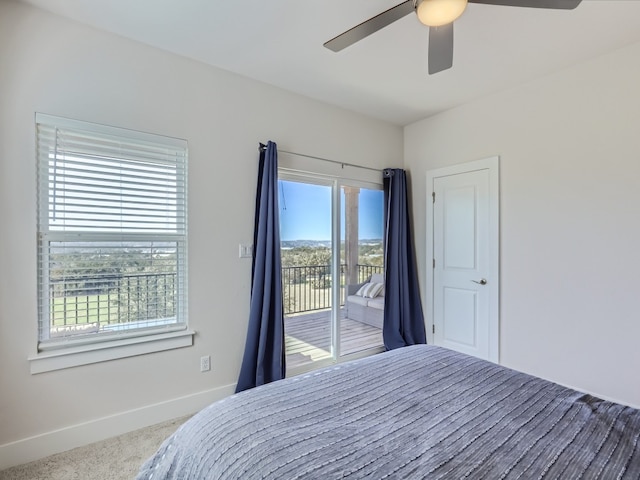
[137,345,640,479]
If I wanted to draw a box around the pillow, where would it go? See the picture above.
[356,282,384,298]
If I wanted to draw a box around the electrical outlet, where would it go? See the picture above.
[200,355,211,372]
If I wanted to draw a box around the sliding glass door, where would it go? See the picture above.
[339,184,384,357]
[279,172,384,374]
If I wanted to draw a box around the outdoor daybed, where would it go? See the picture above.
[345,272,384,329]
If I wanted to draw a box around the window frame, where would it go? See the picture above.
[30,114,193,373]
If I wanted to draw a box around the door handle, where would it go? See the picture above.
[471,278,487,285]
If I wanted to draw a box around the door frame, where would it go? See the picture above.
[425,156,500,362]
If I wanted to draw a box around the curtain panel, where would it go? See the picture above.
[236,141,285,392]
[382,168,427,349]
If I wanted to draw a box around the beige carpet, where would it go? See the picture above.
[0,416,190,480]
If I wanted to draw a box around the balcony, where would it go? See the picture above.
[283,264,384,370]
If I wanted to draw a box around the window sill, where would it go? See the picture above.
[28,329,195,374]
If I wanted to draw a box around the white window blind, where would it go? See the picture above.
[36,113,188,350]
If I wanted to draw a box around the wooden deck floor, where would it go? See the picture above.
[285,308,383,370]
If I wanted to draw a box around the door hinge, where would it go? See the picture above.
[432,324,435,334]
[432,192,436,203]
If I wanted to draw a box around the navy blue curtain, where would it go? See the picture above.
[236,141,285,393]
[382,168,427,350]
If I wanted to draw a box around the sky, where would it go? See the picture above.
[278,180,384,241]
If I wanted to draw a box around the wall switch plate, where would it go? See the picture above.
[200,355,211,372]
[239,243,253,258]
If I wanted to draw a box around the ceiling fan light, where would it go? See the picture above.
[416,0,468,27]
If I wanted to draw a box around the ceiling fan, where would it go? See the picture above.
[324,0,582,75]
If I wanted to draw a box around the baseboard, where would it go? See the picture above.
[0,383,236,471]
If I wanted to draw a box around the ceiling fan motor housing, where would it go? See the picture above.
[415,0,468,27]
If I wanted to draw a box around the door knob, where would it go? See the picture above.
[471,279,487,285]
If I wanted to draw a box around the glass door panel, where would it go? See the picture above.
[340,185,384,357]
[279,179,333,372]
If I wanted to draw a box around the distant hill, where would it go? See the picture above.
[281,239,382,249]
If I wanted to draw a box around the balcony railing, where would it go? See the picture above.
[282,264,382,315]
[48,264,381,327]
[355,264,384,283]
[49,272,177,328]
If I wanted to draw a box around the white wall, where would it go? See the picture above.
[405,41,640,409]
[0,1,402,468]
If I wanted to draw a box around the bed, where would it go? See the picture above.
[137,345,640,479]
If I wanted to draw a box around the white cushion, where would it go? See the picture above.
[346,295,369,307]
[356,282,384,298]
[370,273,384,284]
[367,297,385,310]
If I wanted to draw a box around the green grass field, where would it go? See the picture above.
[51,294,117,326]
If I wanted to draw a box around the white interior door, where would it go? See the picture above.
[426,157,499,362]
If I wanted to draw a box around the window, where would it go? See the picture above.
[33,114,189,371]
[279,171,385,374]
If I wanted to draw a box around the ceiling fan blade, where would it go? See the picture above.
[428,23,454,75]
[324,0,414,52]
[468,0,581,9]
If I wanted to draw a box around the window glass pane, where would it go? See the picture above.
[340,185,384,356]
[43,240,183,340]
[279,179,333,371]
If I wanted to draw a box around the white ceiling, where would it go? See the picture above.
[20,0,640,126]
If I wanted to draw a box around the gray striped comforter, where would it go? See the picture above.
[137,345,640,479]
